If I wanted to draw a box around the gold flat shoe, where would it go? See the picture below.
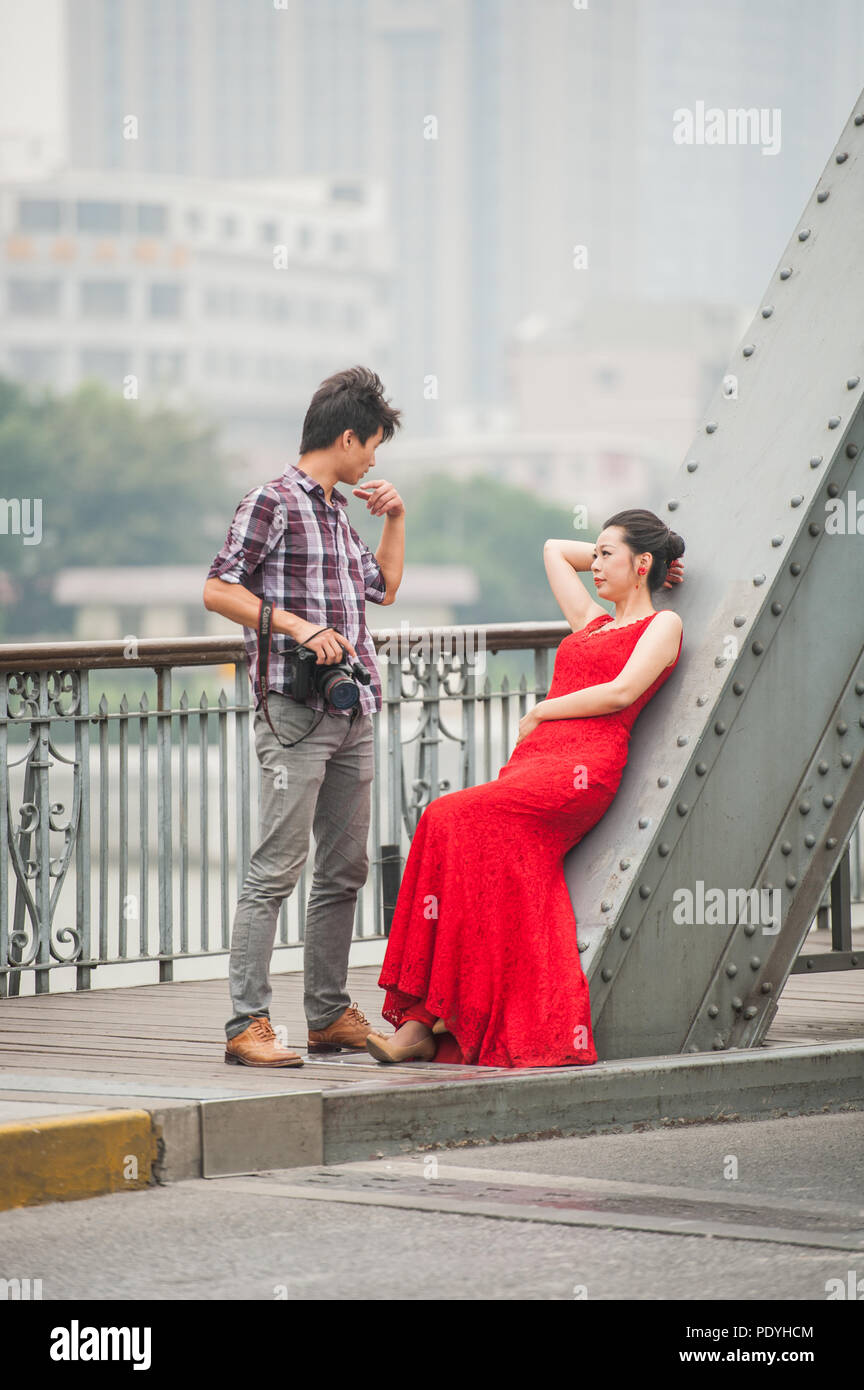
[365,1030,437,1064]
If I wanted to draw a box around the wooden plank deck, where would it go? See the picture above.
[0,952,861,1121]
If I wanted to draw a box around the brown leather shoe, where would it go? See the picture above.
[225,1016,304,1067]
[307,1001,378,1053]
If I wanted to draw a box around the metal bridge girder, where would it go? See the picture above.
[564,91,864,1060]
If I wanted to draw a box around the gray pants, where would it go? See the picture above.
[226,691,374,1040]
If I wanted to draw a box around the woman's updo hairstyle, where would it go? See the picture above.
[602,509,685,594]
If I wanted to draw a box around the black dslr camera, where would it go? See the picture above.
[285,637,372,710]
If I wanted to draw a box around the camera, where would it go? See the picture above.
[285,641,372,710]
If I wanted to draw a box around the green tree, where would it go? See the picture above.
[0,378,239,637]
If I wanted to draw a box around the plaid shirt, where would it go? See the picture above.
[207,462,387,718]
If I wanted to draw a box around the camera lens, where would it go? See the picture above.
[319,668,359,709]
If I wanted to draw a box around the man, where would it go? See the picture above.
[203,366,405,1065]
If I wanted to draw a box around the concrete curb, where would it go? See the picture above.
[0,1109,159,1211]
[2,1040,863,1204]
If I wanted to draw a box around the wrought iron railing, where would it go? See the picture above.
[1,624,861,995]
[0,624,562,995]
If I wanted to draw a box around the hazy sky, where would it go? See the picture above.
[0,0,64,149]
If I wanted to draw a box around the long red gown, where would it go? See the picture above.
[378,611,684,1068]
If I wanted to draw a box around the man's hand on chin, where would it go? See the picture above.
[353,479,405,518]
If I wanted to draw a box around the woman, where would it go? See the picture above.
[365,509,685,1069]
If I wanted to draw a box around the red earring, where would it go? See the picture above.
[638,566,646,575]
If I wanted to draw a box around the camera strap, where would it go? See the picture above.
[256,598,330,749]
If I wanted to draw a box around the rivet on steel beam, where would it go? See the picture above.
[846,443,859,458]
[744,1006,758,1019]
[676,803,689,816]
[733,681,744,695]
[856,681,864,695]
[790,496,803,507]
[620,925,632,939]
[808,522,821,536]
[779,267,792,280]
[658,775,670,787]
[836,151,848,163]
[726,963,738,977]
[817,190,830,203]
[743,923,756,937]
[790,562,801,575]
[658,843,670,856]
[600,900,612,912]
[742,345,755,357]
[695,762,707,776]
[770,536,784,547]
[860,715,864,728]
[715,721,726,734]
[751,640,764,655]
[781,841,792,855]
[707,1005,719,1018]
[785,874,797,888]
[828,416,841,429]
[753,573,766,585]
[706,422,718,433]
[733,615,746,627]
[798,228,811,240]
[715,655,727,668]
[771,601,782,615]
[842,753,853,768]
[827,482,840,497]
[855,114,864,125]
[761,306,774,318]
[760,982,773,993]
[619,858,630,870]
[804,833,816,848]
[638,816,650,828]
[823,795,835,808]
[731,996,743,1011]
[639,885,651,899]
[686,460,699,472]
[713,1036,726,1050]
[826,837,838,849]
[668,499,679,510]
[601,967,612,982]
[810,455,823,468]
[847,376,860,389]
[818,760,829,774]
[577,939,587,951]
[688,1044,700,1053]
[837,720,848,734]
[799,801,811,814]
[677,735,688,746]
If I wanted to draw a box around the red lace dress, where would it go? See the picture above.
[378,612,683,1068]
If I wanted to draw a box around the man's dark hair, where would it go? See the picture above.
[299,365,402,454]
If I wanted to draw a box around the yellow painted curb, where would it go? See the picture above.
[0,1110,159,1211]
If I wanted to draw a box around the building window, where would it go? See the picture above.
[18,199,62,232]
[260,220,279,244]
[186,208,203,233]
[149,283,183,317]
[80,280,129,317]
[137,203,167,235]
[80,348,131,381]
[7,279,61,315]
[147,351,186,385]
[221,215,237,238]
[8,346,61,382]
[76,201,125,234]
